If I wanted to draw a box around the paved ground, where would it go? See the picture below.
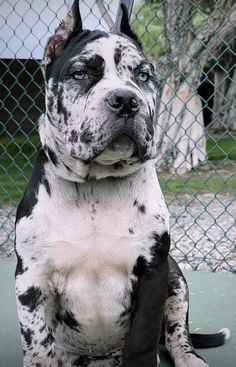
[0,258,236,367]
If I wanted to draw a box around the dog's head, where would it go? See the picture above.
[40,0,160,181]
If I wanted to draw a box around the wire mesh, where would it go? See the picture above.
[0,0,235,272]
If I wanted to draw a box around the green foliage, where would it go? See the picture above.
[132,1,208,58]
[132,2,166,57]
[0,135,40,207]
[192,12,207,32]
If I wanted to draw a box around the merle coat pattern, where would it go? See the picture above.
[15,1,229,367]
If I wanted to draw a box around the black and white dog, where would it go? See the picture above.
[15,1,229,366]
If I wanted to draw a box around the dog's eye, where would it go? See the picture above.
[72,71,88,80]
[138,72,149,82]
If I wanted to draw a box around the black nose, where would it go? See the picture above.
[106,90,140,116]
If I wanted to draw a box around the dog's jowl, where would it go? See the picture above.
[15,1,229,366]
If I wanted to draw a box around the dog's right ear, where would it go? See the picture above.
[42,0,82,74]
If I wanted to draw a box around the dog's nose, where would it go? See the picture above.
[106,90,139,116]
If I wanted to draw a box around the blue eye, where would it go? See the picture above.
[72,70,88,80]
[138,72,149,82]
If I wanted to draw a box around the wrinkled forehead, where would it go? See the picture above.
[70,34,146,70]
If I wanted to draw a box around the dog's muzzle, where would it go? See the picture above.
[69,89,155,164]
[102,89,154,160]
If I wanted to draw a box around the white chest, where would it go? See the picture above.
[16,166,169,354]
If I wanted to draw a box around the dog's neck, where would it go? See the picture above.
[44,144,150,182]
[43,155,165,221]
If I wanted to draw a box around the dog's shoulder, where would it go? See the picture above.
[16,149,51,224]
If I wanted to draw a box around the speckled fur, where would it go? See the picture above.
[15,2,227,367]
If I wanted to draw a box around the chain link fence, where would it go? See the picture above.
[1,0,236,272]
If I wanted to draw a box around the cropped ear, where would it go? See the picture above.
[42,0,83,71]
[113,0,141,47]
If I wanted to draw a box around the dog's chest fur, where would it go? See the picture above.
[16,158,169,356]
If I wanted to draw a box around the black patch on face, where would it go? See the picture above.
[20,326,33,347]
[46,31,109,81]
[86,54,104,70]
[114,47,122,65]
[69,54,105,95]
[16,150,51,224]
[128,228,134,234]
[80,128,93,144]
[128,65,132,73]
[18,286,43,313]
[57,83,69,124]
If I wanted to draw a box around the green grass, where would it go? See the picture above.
[207,135,236,160]
[0,134,40,207]
[159,135,236,196]
[1,134,236,207]
[160,171,236,197]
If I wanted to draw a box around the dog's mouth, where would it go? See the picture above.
[108,135,137,153]
[94,135,138,165]
[69,119,155,165]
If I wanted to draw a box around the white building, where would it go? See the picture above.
[0,0,119,59]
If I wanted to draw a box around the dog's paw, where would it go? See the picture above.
[175,354,209,367]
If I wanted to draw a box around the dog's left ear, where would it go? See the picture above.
[42,0,83,72]
[113,1,141,47]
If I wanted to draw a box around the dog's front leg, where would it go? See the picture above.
[122,254,169,367]
[15,262,57,367]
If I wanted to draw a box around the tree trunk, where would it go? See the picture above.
[224,66,236,129]
[156,0,236,173]
[212,39,236,130]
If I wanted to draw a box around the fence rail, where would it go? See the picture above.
[1,0,236,272]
